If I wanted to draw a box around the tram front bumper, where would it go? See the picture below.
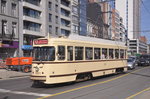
[30,76,46,81]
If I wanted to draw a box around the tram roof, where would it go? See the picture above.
[35,34,126,47]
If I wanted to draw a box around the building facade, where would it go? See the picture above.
[19,0,72,57]
[111,9,120,41]
[87,2,103,38]
[100,2,112,39]
[128,39,148,55]
[71,0,79,34]
[119,17,126,42]
[79,0,87,36]
[0,0,19,59]
[115,0,141,40]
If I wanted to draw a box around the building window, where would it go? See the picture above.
[61,8,70,17]
[55,27,58,35]
[61,29,70,36]
[73,25,78,33]
[49,14,52,22]
[61,19,70,27]
[48,2,52,10]
[72,6,78,14]
[1,0,6,14]
[2,20,7,35]
[24,21,41,32]
[72,15,78,22]
[23,8,41,19]
[49,25,52,34]
[55,4,58,13]
[12,22,17,38]
[56,16,58,24]
[11,3,16,16]
[61,0,70,7]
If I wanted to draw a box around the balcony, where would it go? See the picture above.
[23,0,41,6]
[60,0,71,11]
[23,29,44,37]
[23,16,42,24]
[23,2,42,12]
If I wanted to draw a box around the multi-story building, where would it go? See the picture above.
[115,0,141,40]
[71,0,79,34]
[0,0,19,59]
[100,2,112,39]
[111,9,120,41]
[19,0,71,56]
[79,0,87,36]
[87,2,103,38]
[119,17,126,42]
[128,39,148,55]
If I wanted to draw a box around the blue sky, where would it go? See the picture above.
[141,0,150,43]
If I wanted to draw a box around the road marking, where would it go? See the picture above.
[38,67,150,99]
[0,89,51,97]
[126,87,150,99]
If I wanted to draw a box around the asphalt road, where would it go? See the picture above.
[0,66,150,99]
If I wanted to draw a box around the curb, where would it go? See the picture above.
[0,75,30,81]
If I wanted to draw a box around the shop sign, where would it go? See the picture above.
[34,39,48,45]
[2,41,19,48]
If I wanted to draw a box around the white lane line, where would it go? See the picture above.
[0,89,51,97]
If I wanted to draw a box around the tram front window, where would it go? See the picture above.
[33,47,55,61]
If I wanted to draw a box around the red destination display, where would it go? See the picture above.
[34,39,48,45]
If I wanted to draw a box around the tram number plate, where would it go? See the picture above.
[35,72,41,74]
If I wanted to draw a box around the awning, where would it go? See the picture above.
[22,45,33,50]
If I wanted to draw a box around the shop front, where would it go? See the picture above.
[0,41,19,60]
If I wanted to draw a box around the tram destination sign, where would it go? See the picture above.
[34,39,48,45]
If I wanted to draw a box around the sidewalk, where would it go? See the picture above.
[0,69,30,79]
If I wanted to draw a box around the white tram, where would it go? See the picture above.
[31,35,127,84]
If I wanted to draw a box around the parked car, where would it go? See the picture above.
[128,56,138,66]
[137,54,150,66]
[127,58,136,70]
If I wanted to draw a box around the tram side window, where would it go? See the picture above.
[94,48,101,59]
[120,49,124,59]
[109,49,114,59]
[58,46,65,60]
[67,46,73,61]
[75,47,83,60]
[33,47,55,61]
[102,48,107,59]
[115,49,119,59]
[48,47,55,61]
[85,47,93,60]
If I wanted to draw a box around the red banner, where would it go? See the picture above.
[34,39,48,45]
